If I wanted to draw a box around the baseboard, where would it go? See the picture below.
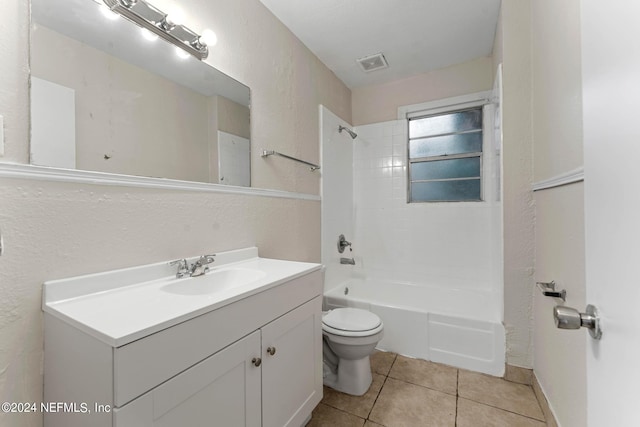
[532,373,559,427]
[504,364,532,385]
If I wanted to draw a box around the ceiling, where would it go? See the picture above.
[259,0,501,89]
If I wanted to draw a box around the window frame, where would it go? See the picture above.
[399,92,491,204]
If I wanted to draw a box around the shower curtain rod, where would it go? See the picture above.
[261,149,320,171]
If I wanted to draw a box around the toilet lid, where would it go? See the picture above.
[322,308,381,332]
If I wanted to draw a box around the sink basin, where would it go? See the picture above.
[161,268,267,296]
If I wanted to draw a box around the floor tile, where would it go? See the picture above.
[458,370,545,421]
[322,373,385,418]
[307,403,365,427]
[388,355,457,395]
[369,377,456,427]
[364,421,385,427]
[457,398,546,427]
[371,350,397,376]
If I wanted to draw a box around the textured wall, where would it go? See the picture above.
[531,0,586,425]
[351,57,493,126]
[0,0,30,164]
[0,0,350,426]
[217,96,251,140]
[500,0,535,368]
[186,0,352,195]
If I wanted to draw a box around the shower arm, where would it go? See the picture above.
[338,125,357,139]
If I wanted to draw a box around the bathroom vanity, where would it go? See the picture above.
[42,248,323,427]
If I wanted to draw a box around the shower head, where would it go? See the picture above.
[338,125,357,140]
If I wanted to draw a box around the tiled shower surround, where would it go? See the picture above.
[351,119,502,295]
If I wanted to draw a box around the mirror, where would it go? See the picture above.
[30,0,251,187]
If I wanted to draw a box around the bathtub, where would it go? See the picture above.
[324,278,505,376]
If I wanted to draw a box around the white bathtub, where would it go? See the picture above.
[324,278,505,376]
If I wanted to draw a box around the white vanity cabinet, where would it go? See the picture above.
[115,330,262,427]
[261,298,322,427]
[114,297,322,427]
[43,251,323,427]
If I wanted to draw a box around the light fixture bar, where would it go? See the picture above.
[103,0,209,60]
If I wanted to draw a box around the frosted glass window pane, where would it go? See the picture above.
[409,109,482,138]
[411,179,481,202]
[411,157,480,181]
[409,131,482,158]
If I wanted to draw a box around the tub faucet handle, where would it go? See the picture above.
[337,234,352,253]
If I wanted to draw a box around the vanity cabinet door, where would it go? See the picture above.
[261,296,323,427]
[114,331,261,427]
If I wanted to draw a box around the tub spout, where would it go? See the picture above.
[340,257,355,265]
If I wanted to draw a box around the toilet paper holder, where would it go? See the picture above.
[536,280,566,301]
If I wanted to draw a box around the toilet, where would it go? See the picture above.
[322,307,384,396]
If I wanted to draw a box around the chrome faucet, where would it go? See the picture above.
[337,234,352,254]
[170,259,190,278]
[189,254,216,277]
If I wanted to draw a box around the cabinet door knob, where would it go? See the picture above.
[251,357,262,367]
[267,346,276,356]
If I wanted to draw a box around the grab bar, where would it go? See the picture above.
[261,149,320,171]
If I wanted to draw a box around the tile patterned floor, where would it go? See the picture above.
[308,351,547,427]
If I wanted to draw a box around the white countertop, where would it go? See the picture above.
[43,247,321,347]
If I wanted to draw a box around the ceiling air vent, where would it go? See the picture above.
[356,53,389,73]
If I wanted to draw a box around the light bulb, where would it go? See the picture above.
[175,46,190,59]
[200,29,217,47]
[165,5,185,26]
[141,28,158,41]
[99,5,119,20]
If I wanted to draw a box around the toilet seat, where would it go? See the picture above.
[322,308,383,337]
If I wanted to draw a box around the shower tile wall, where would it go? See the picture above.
[352,120,502,294]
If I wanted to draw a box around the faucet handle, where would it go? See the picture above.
[170,259,190,277]
[188,254,216,277]
[199,254,216,264]
[337,235,352,253]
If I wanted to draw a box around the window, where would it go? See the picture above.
[408,107,483,202]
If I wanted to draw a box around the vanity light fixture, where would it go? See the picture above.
[102,0,212,60]
[140,28,158,41]
[175,46,190,59]
[99,4,120,20]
